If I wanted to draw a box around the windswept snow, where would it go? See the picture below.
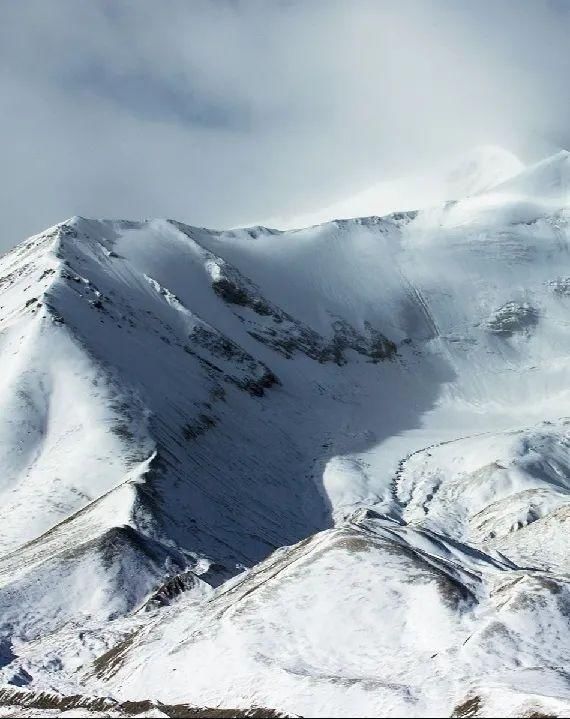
[266,145,524,229]
[1,148,570,716]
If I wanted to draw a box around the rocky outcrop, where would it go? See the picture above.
[485,301,539,336]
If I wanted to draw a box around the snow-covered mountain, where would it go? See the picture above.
[2,149,570,717]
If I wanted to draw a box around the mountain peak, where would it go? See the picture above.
[464,148,570,212]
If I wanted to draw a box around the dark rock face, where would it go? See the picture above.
[188,324,280,395]
[486,302,539,336]
[212,277,273,316]
[549,277,570,296]
[145,570,205,608]
[183,414,217,441]
[325,319,397,365]
[210,263,397,365]
[0,688,291,718]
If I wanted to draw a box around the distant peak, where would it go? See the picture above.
[443,145,524,198]
[486,148,570,203]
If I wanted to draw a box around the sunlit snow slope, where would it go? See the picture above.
[2,149,570,718]
[268,145,524,229]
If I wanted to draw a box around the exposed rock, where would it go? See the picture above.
[145,570,207,609]
[486,301,539,336]
[0,688,293,718]
[549,277,570,296]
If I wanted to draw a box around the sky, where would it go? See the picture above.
[0,0,569,249]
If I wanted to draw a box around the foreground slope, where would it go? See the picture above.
[2,149,570,716]
[92,509,570,718]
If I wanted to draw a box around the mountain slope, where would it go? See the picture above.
[2,149,570,716]
[0,214,443,644]
[91,509,569,718]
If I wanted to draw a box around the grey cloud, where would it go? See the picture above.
[61,63,251,129]
[0,0,569,250]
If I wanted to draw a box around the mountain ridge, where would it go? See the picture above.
[2,149,570,716]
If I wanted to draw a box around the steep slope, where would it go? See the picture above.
[0,214,444,646]
[2,149,570,716]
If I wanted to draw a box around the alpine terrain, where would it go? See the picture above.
[2,147,570,717]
